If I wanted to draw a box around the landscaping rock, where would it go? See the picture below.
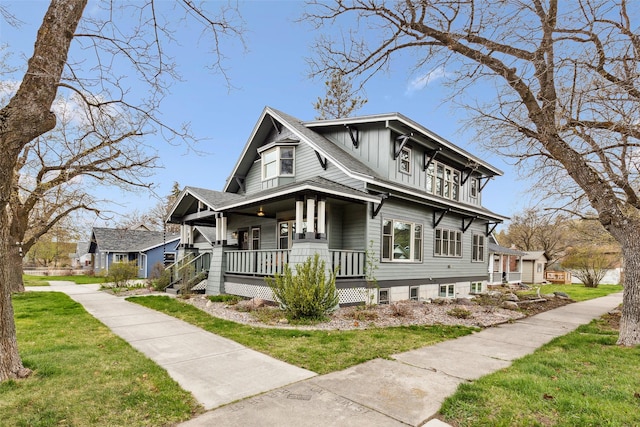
[206,300,213,307]
[505,293,519,302]
[553,291,570,299]
[501,301,519,310]
[455,298,473,306]
[277,318,289,324]
[237,297,268,311]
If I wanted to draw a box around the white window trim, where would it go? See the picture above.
[113,253,128,263]
[261,146,295,181]
[434,228,462,258]
[427,161,460,201]
[470,177,479,199]
[439,284,455,298]
[472,233,485,262]
[470,282,483,294]
[378,288,390,305]
[381,218,423,263]
[398,146,411,174]
[409,286,419,301]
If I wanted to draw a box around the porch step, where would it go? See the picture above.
[165,286,179,295]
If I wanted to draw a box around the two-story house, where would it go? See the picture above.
[166,107,508,304]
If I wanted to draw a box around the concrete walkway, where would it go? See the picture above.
[32,283,622,426]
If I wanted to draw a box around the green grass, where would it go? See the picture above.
[440,314,640,427]
[23,274,107,286]
[518,284,623,302]
[128,296,476,374]
[2,292,200,426]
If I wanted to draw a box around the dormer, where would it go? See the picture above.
[257,137,299,189]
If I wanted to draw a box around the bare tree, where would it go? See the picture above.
[0,0,243,381]
[304,0,640,345]
[313,70,367,119]
[503,209,568,265]
[117,182,182,232]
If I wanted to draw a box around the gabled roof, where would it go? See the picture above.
[522,251,549,261]
[194,226,217,244]
[89,228,179,253]
[167,177,382,224]
[488,242,526,256]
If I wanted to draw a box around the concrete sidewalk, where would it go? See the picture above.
[30,282,316,410]
[31,283,622,426]
[179,292,623,427]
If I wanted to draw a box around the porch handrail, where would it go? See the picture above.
[329,249,365,277]
[167,251,211,290]
[226,249,290,276]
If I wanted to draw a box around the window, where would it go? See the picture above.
[251,227,261,250]
[537,263,543,273]
[435,228,462,257]
[470,177,479,198]
[426,161,460,201]
[398,146,411,174]
[409,286,419,301]
[261,146,295,180]
[113,253,127,263]
[470,282,483,294]
[382,219,423,262]
[472,234,485,262]
[378,288,390,304]
[439,284,455,298]
[278,221,294,249]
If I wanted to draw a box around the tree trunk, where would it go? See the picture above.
[8,244,24,294]
[0,216,29,380]
[618,233,640,346]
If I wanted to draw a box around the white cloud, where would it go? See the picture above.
[405,67,451,95]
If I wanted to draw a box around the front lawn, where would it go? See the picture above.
[440,313,640,426]
[2,292,200,426]
[128,296,476,374]
[518,284,623,302]
[23,274,107,286]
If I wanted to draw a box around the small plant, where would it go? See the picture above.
[151,267,172,291]
[106,261,138,288]
[447,307,472,319]
[390,302,411,317]
[266,253,338,320]
[364,240,379,307]
[348,304,379,321]
[207,294,242,304]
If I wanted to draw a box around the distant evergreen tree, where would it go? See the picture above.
[313,71,366,119]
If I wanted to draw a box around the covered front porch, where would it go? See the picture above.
[488,242,524,285]
[166,178,381,300]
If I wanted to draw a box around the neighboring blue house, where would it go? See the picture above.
[89,227,179,279]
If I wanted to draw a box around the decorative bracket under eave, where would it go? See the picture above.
[346,125,359,148]
[234,175,246,193]
[394,133,412,159]
[486,221,500,237]
[479,176,493,192]
[433,208,450,228]
[461,162,480,185]
[462,215,478,233]
[370,193,389,219]
[423,147,442,171]
[269,116,282,134]
[314,151,328,170]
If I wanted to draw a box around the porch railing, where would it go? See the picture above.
[167,251,211,291]
[330,250,365,277]
[226,250,290,276]
[224,249,366,278]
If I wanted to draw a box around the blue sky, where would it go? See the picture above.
[2,1,538,229]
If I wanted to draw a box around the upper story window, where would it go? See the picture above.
[426,162,460,201]
[382,218,423,262]
[472,234,485,262]
[398,146,411,174]
[470,177,479,199]
[259,144,296,180]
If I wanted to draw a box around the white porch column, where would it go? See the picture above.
[215,214,221,242]
[296,197,305,239]
[317,198,326,238]
[220,216,227,242]
[306,197,316,238]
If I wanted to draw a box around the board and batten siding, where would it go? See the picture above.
[367,198,489,283]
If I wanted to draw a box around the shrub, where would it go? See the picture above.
[266,253,338,320]
[151,267,172,291]
[390,302,411,317]
[107,261,138,288]
[207,294,243,304]
[447,307,472,319]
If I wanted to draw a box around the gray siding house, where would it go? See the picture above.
[167,107,509,304]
